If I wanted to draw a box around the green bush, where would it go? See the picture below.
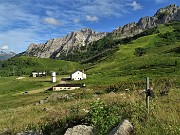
[88,99,120,135]
[134,47,146,56]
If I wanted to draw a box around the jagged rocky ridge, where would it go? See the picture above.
[112,4,180,38]
[25,4,180,59]
[26,28,108,58]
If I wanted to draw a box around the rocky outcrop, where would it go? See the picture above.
[16,131,42,135]
[109,119,134,135]
[112,4,180,38]
[0,51,16,60]
[25,28,108,58]
[64,125,94,135]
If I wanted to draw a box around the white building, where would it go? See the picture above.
[70,70,86,80]
[32,72,46,77]
[32,72,38,77]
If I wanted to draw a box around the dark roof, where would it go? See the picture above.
[61,78,71,81]
[53,84,85,87]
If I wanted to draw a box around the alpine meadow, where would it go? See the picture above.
[0,3,180,135]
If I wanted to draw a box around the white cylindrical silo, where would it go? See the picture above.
[51,72,56,83]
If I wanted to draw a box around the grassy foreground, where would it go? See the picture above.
[0,76,179,134]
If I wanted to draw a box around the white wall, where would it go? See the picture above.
[53,86,80,91]
[71,71,86,80]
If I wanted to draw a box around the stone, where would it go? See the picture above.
[39,99,48,104]
[109,119,134,135]
[0,128,11,135]
[64,125,94,135]
[16,130,42,135]
[49,93,72,101]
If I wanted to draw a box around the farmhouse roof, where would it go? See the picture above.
[71,70,82,75]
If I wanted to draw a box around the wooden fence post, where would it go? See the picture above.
[146,77,150,113]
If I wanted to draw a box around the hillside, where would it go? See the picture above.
[79,22,180,87]
[0,56,80,77]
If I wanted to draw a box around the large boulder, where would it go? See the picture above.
[64,125,94,135]
[109,119,134,135]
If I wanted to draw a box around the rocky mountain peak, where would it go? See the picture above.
[112,4,180,38]
[25,28,108,58]
[80,28,96,34]
[155,4,178,16]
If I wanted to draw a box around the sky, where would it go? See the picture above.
[0,0,179,53]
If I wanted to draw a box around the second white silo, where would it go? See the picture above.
[51,72,56,83]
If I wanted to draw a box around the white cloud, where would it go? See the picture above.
[80,0,130,18]
[129,1,142,10]
[0,45,9,50]
[154,0,167,3]
[73,18,80,23]
[86,15,99,22]
[43,17,60,25]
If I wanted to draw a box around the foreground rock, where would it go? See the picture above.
[109,119,134,135]
[64,125,94,135]
[16,131,42,135]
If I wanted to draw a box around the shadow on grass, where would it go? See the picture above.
[41,115,88,135]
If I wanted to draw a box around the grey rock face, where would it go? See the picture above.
[109,119,134,135]
[26,28,108,58]
[0,51,16,60]
[112,4,180,38]
[64,125,94,135]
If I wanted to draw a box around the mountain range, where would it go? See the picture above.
[0,51,16,61]
[23,4,180,59]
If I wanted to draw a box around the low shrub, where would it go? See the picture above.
[88,99,120,135]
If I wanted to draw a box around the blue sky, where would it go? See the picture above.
[0,0,179,53]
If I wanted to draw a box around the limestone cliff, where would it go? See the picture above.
[26,28,108,58]
[112,4,180,38]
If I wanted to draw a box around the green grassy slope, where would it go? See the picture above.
[0,56,80,76]
[81,22,180,87]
